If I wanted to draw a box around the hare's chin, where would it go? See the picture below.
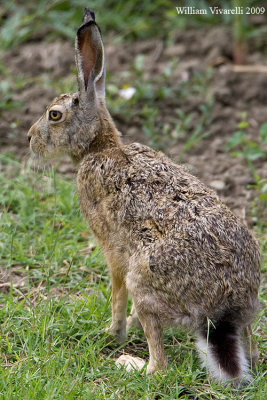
[42,146,67,160]
[30,144,63,160]
[30,146,44,158]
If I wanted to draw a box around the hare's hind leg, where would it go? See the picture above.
[126,254,167,374]
[136,310,167,374]
[127,304,142,332]
[119,300,166,374]
[109,271,128,344]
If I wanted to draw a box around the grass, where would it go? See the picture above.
[0,153,266,399]
[1,0,266,52]
[0,0,182,50]
[226,112,267,230]
[106,59,214,154]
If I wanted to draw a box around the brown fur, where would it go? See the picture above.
[28,10,261,386]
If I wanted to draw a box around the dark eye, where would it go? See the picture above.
[49,110,63,121]
[72,97,79,106]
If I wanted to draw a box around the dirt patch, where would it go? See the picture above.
[4,40,74,78]
[1,26,267,223]
[0,265,27,294]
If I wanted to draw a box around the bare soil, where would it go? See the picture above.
[1,26,267,223]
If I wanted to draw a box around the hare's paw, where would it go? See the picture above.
[126,304,143,332]
[115,354,146,372]
[126,313,142,332]
[106,323,127,344]
[146,360,165,375]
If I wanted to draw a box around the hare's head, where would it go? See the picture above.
[28,9,113,163]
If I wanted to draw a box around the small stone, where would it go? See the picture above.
[210,180,225,191]
[115,354,146,372]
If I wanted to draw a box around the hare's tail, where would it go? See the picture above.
[196,318,251,387]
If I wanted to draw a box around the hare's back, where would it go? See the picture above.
[78,142,260,278]
[78,142,218,228]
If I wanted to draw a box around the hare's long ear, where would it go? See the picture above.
[75,9,105,101]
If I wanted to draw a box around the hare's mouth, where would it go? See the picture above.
[29,136,46,157]
[30,138,51,159]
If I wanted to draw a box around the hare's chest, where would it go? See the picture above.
[77,167,127,239]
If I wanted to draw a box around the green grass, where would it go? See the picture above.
[0,0,183,50]
[226,113,267,230]
[1,0,266,52]
[106,60,214,153]
[0,154,266,399]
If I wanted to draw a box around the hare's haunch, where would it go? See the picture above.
[28,8,261,387]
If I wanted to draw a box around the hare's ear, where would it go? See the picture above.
[75,9,105,101]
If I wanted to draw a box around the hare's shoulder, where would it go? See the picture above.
[122,142,157,157]
[78,142,214,197]
[78,142,160,179]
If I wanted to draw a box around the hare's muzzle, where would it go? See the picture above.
[27,122,43,155]
[27,123,36,145]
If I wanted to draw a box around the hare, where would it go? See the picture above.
[28,8,261,387]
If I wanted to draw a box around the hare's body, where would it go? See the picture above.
[78,142,260,324]
[78,140,260,381]
[28,9,261,387]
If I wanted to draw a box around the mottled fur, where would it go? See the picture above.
[28,9,261,387]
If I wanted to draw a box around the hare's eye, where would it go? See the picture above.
[73,97,79,106]
[49,110,63,121]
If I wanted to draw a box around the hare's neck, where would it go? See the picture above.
[71,111,122,168]
[89,120,122,154]
[89,101,122,154]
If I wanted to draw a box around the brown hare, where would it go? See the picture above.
[28,8,261,387]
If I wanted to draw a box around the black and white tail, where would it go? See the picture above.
[196,318,251,387]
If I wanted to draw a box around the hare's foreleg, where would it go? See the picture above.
[137,311,167,374]
[110,272,128,343]
[126,255,167,374]
[127,304,142,332]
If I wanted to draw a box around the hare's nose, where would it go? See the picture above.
[27,135,32,143]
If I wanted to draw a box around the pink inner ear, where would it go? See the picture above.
[80,30,97,90]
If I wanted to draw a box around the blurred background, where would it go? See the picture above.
[0,2,266,397]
